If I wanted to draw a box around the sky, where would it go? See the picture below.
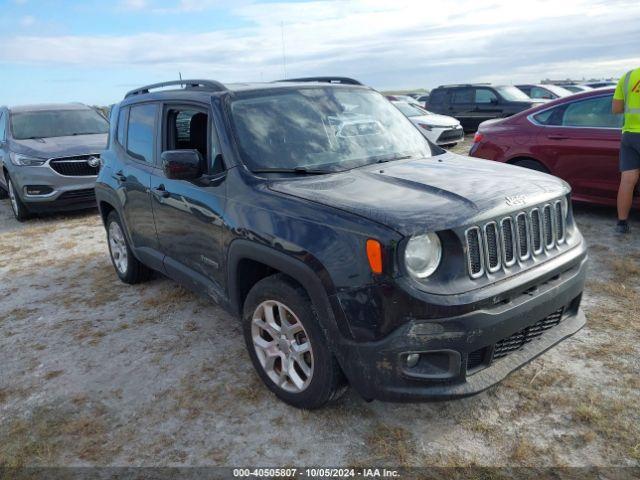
[0,0,639,106]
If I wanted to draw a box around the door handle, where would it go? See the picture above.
[114,170,126,182]
[153,184,170,199]
[547,134,569,140]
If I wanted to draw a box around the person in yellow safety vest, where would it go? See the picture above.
[613,67,640,234]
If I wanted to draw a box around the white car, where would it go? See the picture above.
[386,94,423,107]
[391,101,463,147]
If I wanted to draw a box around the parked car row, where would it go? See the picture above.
[425,83,546,132]
[390,100,463,147]
[2,75,622,409]
[469,87,638,209]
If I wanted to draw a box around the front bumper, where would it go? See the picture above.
[10,164,97,212]
[334,250,587,402]
[435,125,464,145]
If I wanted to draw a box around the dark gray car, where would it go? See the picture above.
[0,103,109,221]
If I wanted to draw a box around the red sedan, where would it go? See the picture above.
[470,88,638,208]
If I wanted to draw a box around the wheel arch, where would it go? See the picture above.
[98,200,115,226]
[227,239,350,341]
[506,156,551,173]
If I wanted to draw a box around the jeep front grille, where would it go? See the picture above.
[500,217,515,266]
[466,228,483,277]
[465,199,566,279]
[49,155,100,177]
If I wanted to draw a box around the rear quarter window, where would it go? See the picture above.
[116,107,127,146]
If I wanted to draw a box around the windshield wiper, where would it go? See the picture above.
[374,154,414,164]
[252,167,331,175]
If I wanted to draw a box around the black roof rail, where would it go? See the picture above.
[125,79,227,98]
[276,76,363,86]
[437,83,491,88]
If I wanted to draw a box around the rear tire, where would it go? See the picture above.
[512,158,549,173]
[242,274,346,409]
[106,210,152,284]
[7,176,29,222]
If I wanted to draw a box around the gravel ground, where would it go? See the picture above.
[1,138,639,468]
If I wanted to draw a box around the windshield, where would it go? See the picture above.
[496,86,532,101]
[230,87,433,172]
[11,109,109,140]
[393,102,428,117]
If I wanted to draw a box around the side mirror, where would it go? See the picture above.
[490,97,499,105]
[161,150,203,180]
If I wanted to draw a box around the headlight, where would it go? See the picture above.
[404,233,442,279]
[10,153,47,166]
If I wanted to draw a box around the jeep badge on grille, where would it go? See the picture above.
[505,195,527,207]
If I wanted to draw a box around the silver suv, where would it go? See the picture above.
[0,103,109,221]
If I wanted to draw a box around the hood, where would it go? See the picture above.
[10,133,108,159]
[269,153,569,235]
[410,113,460,128]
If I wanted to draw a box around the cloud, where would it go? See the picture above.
[118,0,148,10]
[1,0,639,90]
[19,15,36,27]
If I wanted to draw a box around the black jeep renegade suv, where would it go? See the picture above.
[95,78,587,409]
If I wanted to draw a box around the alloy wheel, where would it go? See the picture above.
[251,300,314,393]
[108,221,128,275]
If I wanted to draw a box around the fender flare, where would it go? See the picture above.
[95,186,136,252]
[226,239,351,343]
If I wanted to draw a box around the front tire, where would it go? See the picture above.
[106,211,152,284]
[243,274,346,409]
[7,176,29,222]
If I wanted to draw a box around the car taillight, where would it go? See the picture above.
[473,132,484,143]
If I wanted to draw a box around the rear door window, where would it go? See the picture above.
[127,103,158,164]
[452,89,473,104]
[475,88,498,104]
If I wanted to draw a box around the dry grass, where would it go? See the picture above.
[611,257,640,277]
[43,370,64,381]
[0,402,116,467]
[364,422,416,464]
[1,307,38,322]
[510,438,550,466]
[142,286,194,309]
